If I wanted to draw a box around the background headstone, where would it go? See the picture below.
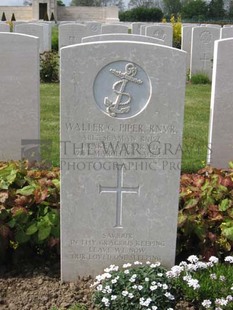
[221,26,233,39]
[207,38,233,168]
[0,23,10,32]
[190,26,220,80]
[0,33,40,160]
[59,23,88,49]
[60,41,186,281]
[145,25,173,46]
[101,24,129,34]
[82,33,164,44]
[14,23,45,53]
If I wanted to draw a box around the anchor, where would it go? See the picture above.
[104,63,143,117]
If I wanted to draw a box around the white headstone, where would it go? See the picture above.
[145,25,173,46]
[60,41,186,281]
[82,34,164,45]
[101,24,129,34]
[221,27,233,39]
[181,25,199,70]
[131,22,145,35]
[0,33,40,160]
[14,23,45,53]
[190,26,220,80]
[207,38,233,168]
[85,21,102,36]
[59,23,88,49]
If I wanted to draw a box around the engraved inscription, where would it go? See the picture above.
[104,63,143,117]
[200,31,212,44]
[99,166,140,228]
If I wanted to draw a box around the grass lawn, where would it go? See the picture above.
[40,82,211,172]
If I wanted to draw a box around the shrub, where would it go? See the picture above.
[92,261,176,309]
[119,7,163,22]
[190,73,211,84]
[170,14,182,49]
[51,25,59,51]
[177,165,233,261]
[40,51,59,83]
[0,161,60,263]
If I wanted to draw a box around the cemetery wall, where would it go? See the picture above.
[0,7,32,21]
[0,5,118,23]
[57,6,118,22]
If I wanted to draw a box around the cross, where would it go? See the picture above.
[200,53,209,70]
[99,167,140,228]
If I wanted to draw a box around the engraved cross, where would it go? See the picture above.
[99,167,140,228]
[200,53,209,70]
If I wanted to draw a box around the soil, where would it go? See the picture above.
[0,258,195,310]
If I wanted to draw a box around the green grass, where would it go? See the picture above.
[40,83,211,173]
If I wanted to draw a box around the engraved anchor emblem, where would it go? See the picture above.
[104,63,143,117]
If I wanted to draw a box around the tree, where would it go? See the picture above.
[70,0,123,8]
[181,0,208,19]
[23,0,32,5]
[207,0,225,18]
[57,0,65,6]
[163,0,182,15]
[128,0,161,9]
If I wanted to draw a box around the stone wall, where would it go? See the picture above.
[57,6,119,23]
[0,7,32,21]
[0,5,118,23]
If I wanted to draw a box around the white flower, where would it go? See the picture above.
[227,295,233,301]
[210,273,217,280]
[137,285,143,290]
[225,256,233,264]
[164,292,175,300]
[111,277,118,284]
[187,255,199,263]
[167,308,174,310]
[209,256,219,264]
[134,261,142,265]
[215,298,228,306]
[166,265,183,278]
[104,264,119,272]
[124,269,130,274]
[150,262,161,268]
[150,285,158,291]
[111,295,117,300]
[220,275,226,282]
[128,293,134,299]
[162,284,168,290]
[158,273,163,277]
[146,261,151,264]
[101,297,110,307]
[202,299,212,308]
[103,285,112,294]
[96,284,103,291]
[132,284,138,289]
[145,277,149,282]
[123,263,132,268]
[187,279,200,290]
[152,306,158,310]
[122,290,129,296]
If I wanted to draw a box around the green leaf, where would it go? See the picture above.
[15,230,30,244]
[52,179,60,189]
[26,223,38,236]
[221,221,233,241]
[7,219,16,228]
[51,225,60,238]
[229,161,233,169]
[38,225,51,241]
[16,185,36,196]
[219,199,230,212]
[0,163,18,189]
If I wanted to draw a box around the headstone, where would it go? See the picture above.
[14,23,45,53]
[0,33,40,160]
[181,25,199,70]
[0,23,10,32]
[145,25,173,46]
[38,21,52,51]
[140,25,146,35]
[82,33,164,45]
[59,23,88,49]
[220,26,233,39]
[60,41,186,281]
[131,22,145,34]
[207,38,233,168]
[101,24,129,34]
[190,26,220,80]
[85,21,102,36]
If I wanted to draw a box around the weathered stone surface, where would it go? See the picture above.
[60,41,186,281]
